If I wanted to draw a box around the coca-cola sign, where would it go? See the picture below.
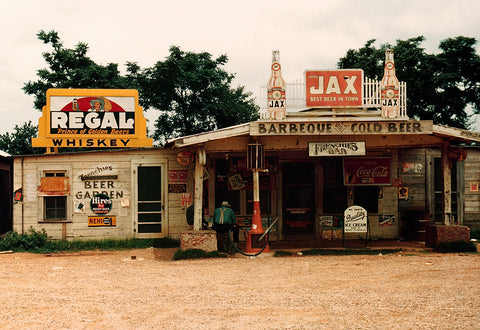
[343,158,391,185]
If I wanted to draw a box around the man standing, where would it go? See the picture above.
[213,201,236,253]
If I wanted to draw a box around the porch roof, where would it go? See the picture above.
[166,119,480,148]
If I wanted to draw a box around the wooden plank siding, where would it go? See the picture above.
[464,148,480,229]
[13,149,194,240]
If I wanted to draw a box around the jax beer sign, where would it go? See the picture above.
[305,70,363,108]
[32,89,153,148]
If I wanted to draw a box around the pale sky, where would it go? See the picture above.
[1,0,479,134]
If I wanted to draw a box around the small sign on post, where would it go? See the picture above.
[344,205,368,247]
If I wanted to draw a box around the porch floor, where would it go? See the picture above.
[258,239,429,251]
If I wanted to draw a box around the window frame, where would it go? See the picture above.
[38,168,71,223]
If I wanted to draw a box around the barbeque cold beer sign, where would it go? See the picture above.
[32,89,153,148]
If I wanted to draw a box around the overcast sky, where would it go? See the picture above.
[1,0,479,134]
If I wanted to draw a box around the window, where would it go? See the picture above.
[42,171,68,221]
[353,186,379,214]
[45,172,65,177]
[322,159,347,214]
[44,196,66,220]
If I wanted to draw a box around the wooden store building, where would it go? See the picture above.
[11,53,480,247]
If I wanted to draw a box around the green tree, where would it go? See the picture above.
[338,36,480,129]
[136,46,259,142]
[23,30,133,111]
[0,121,42,155]
[23,31,259,145]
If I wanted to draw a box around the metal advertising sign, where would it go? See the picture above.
[88,216,116,227]
[344,205,368,233]
[305,70,363,108]
[343,158,391,185]
[309,141,366,156]
[32,89,153,148]
[90,193,112,215]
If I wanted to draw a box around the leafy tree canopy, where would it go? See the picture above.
[23,30,133,111]
[23,30,259,145]
[0,121,42,155]
[136,46,259,142]
[338,36,480,129]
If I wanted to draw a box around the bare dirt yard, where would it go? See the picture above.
[0,247,479,329]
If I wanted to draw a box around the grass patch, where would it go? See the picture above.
[173,248,227,260]
[470,229,480,240]
[273,250,295,257]
[299,248,401,256]
[273,248,402,257]
[0,228,179,254]
[436,240,477,253]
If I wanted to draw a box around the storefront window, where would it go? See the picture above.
[353,186,379,214]
[323,159,347,214]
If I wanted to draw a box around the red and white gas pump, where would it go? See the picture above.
[245,142,270,253]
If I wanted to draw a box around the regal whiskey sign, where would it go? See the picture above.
[32,89,153,148]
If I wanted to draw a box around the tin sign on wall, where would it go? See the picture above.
[309,141,366,156]
[343,158,391,185]
[305,70,363,108]
[90,193,112,215]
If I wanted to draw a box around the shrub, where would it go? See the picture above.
[173,248,226,260]
[273,250,295,257]
[0,228,48,252]
[436,240,477,253]
[470,229,480,240]
[0,230,180,253]
[299,248,401,256]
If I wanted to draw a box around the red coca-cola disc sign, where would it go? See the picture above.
[343,158,391,185]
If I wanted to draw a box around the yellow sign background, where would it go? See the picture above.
[32,89,153,148]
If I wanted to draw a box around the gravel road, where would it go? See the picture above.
[0,248,479,329]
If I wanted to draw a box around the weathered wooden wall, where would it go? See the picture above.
[464,148,480,230]
[13,148,193,240]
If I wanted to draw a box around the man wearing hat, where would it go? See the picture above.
[213,201,236,253]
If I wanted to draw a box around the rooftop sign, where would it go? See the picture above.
[305,70,363,108]
[32,89,153,148]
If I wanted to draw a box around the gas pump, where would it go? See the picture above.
[245,142,270,253]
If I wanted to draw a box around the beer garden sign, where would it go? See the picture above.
[32,89,153,148]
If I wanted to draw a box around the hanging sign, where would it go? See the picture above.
[32,89,153,148]
[344,205,368,233]
[448,147,467,162]
[176,151,194,165]
[309,141,365,156]
[305,70,363,108]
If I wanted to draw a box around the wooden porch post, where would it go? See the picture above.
[441,140,452,225]
[193,146,206,231]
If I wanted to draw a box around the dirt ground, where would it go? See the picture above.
[0,247,479,329]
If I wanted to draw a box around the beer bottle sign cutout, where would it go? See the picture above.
[381,49,400,118]
[267,50,286,119]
